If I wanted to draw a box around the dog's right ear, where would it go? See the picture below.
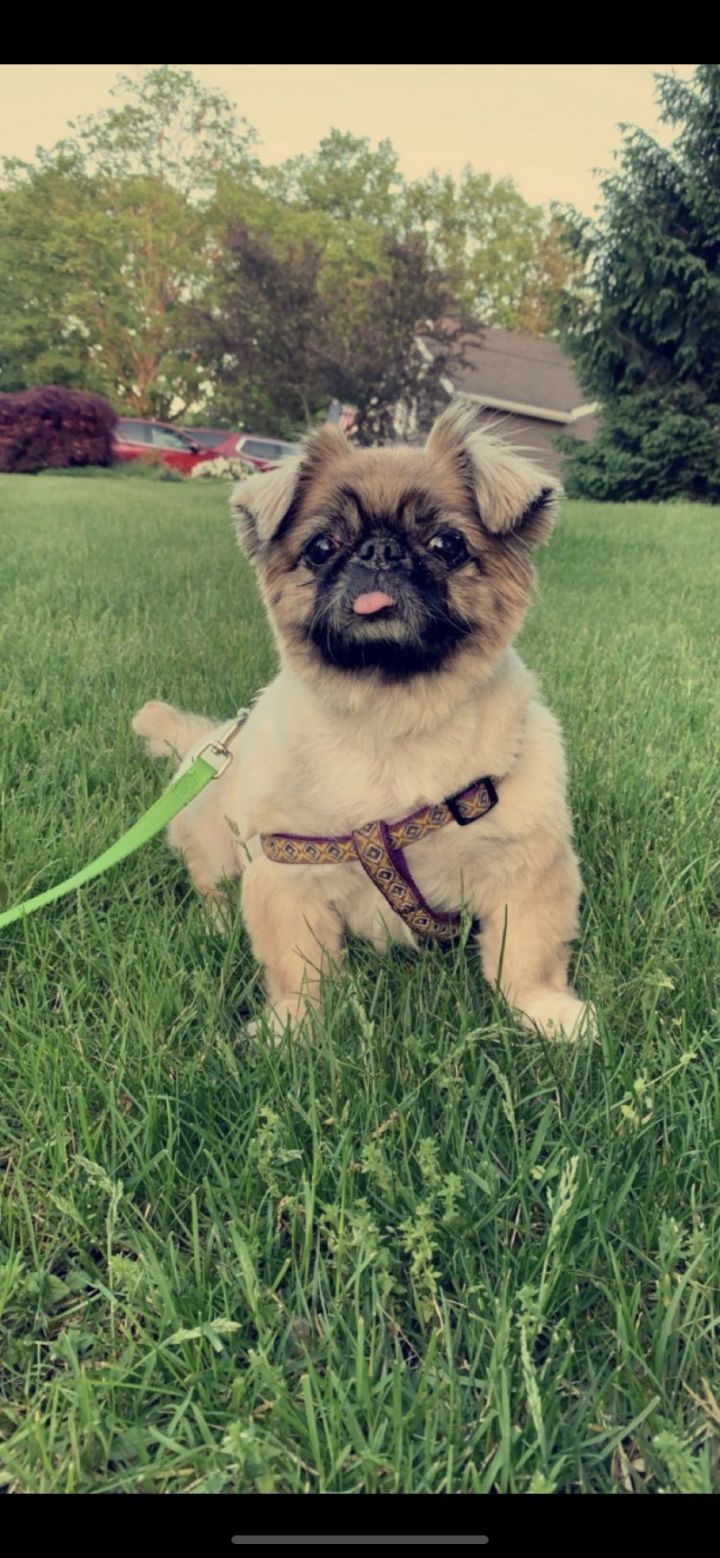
[231,426,349,561]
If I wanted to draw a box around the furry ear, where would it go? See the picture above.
[231,458,303,559]
[231,425,349,559]
[426,398,562,547]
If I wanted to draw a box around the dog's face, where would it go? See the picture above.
[232,401,560,691]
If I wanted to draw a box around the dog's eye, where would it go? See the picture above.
[426,529,469,566]
[304,533,338,567]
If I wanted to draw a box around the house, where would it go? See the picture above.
[417,325,599,475]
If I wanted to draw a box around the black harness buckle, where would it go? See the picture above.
[445,776,499,826]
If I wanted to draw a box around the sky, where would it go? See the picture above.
[0,64,698,215]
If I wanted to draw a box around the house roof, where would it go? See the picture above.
[419,325,597,425]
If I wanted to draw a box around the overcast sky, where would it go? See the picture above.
[0,64,698,215]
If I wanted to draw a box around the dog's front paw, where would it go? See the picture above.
[243,999,308,1046]
[516,990,597,1043]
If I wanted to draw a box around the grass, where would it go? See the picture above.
[0,472,718,1495]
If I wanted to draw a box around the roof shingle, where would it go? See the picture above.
[422,325,591,420]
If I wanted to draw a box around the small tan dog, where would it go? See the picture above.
[133,400,594,1041]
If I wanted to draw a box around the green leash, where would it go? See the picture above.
[0,719,246,932]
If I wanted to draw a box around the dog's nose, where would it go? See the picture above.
[356,533,404,568]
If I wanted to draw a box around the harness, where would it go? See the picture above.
[260,776,499,943]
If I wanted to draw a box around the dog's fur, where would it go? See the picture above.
[133,400,594,1041]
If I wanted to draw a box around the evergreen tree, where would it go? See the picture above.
[558,65,720,502]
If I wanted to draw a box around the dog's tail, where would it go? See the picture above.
[131,700,218,762]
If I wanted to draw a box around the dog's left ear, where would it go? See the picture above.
[426,399,562,547]
[232,427,349,560]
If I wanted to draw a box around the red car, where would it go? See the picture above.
[114,417,216,475]
[180,426,240,453]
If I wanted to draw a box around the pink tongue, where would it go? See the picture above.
[352,590,397,615]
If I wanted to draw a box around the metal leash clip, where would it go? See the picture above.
[195,711,250,780]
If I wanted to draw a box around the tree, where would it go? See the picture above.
[0,71,582,433]
[512,210,580,336]
[400,170,578,336]
[263,140,578,337]
[194,219,467,444]
[190,220,327,435]
[0,149,97,394]
[319,232,469,444]
[264,129,401,225]
[557,65,720,502]
[0,68,258,415]
[72,66,257,195]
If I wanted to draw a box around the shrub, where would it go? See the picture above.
[190,455,256,480]
[0,386,118,474]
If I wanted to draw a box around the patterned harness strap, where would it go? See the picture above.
[260,776,499,943]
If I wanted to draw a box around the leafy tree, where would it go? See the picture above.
[264,129,401,225]
[319,232,469,443]
[400,170,577,336]
[557,65,720,502]
[194,219,466,443]
[211,173,388,366]
[512,210,580,336]
[0,149,96,394]
[0,68,257,415]
[73,65,257,195]
[203,140,467,440]
[191,220,327,435]
[261,138,577,338]
[0,70,582,437]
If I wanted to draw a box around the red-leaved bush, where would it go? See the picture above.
[0,386,118,474]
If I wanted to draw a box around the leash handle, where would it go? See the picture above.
[0,753,219,931]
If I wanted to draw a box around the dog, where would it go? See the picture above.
[133,399,594,1042]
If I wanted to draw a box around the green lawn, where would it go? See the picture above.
[0,472,718,1495]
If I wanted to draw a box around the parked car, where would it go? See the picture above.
[234,434,301,470]
[114,418,216,474]
[180,425,240,452]
[179,427,299,470]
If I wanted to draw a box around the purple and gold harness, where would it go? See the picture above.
[260,776,499,944]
